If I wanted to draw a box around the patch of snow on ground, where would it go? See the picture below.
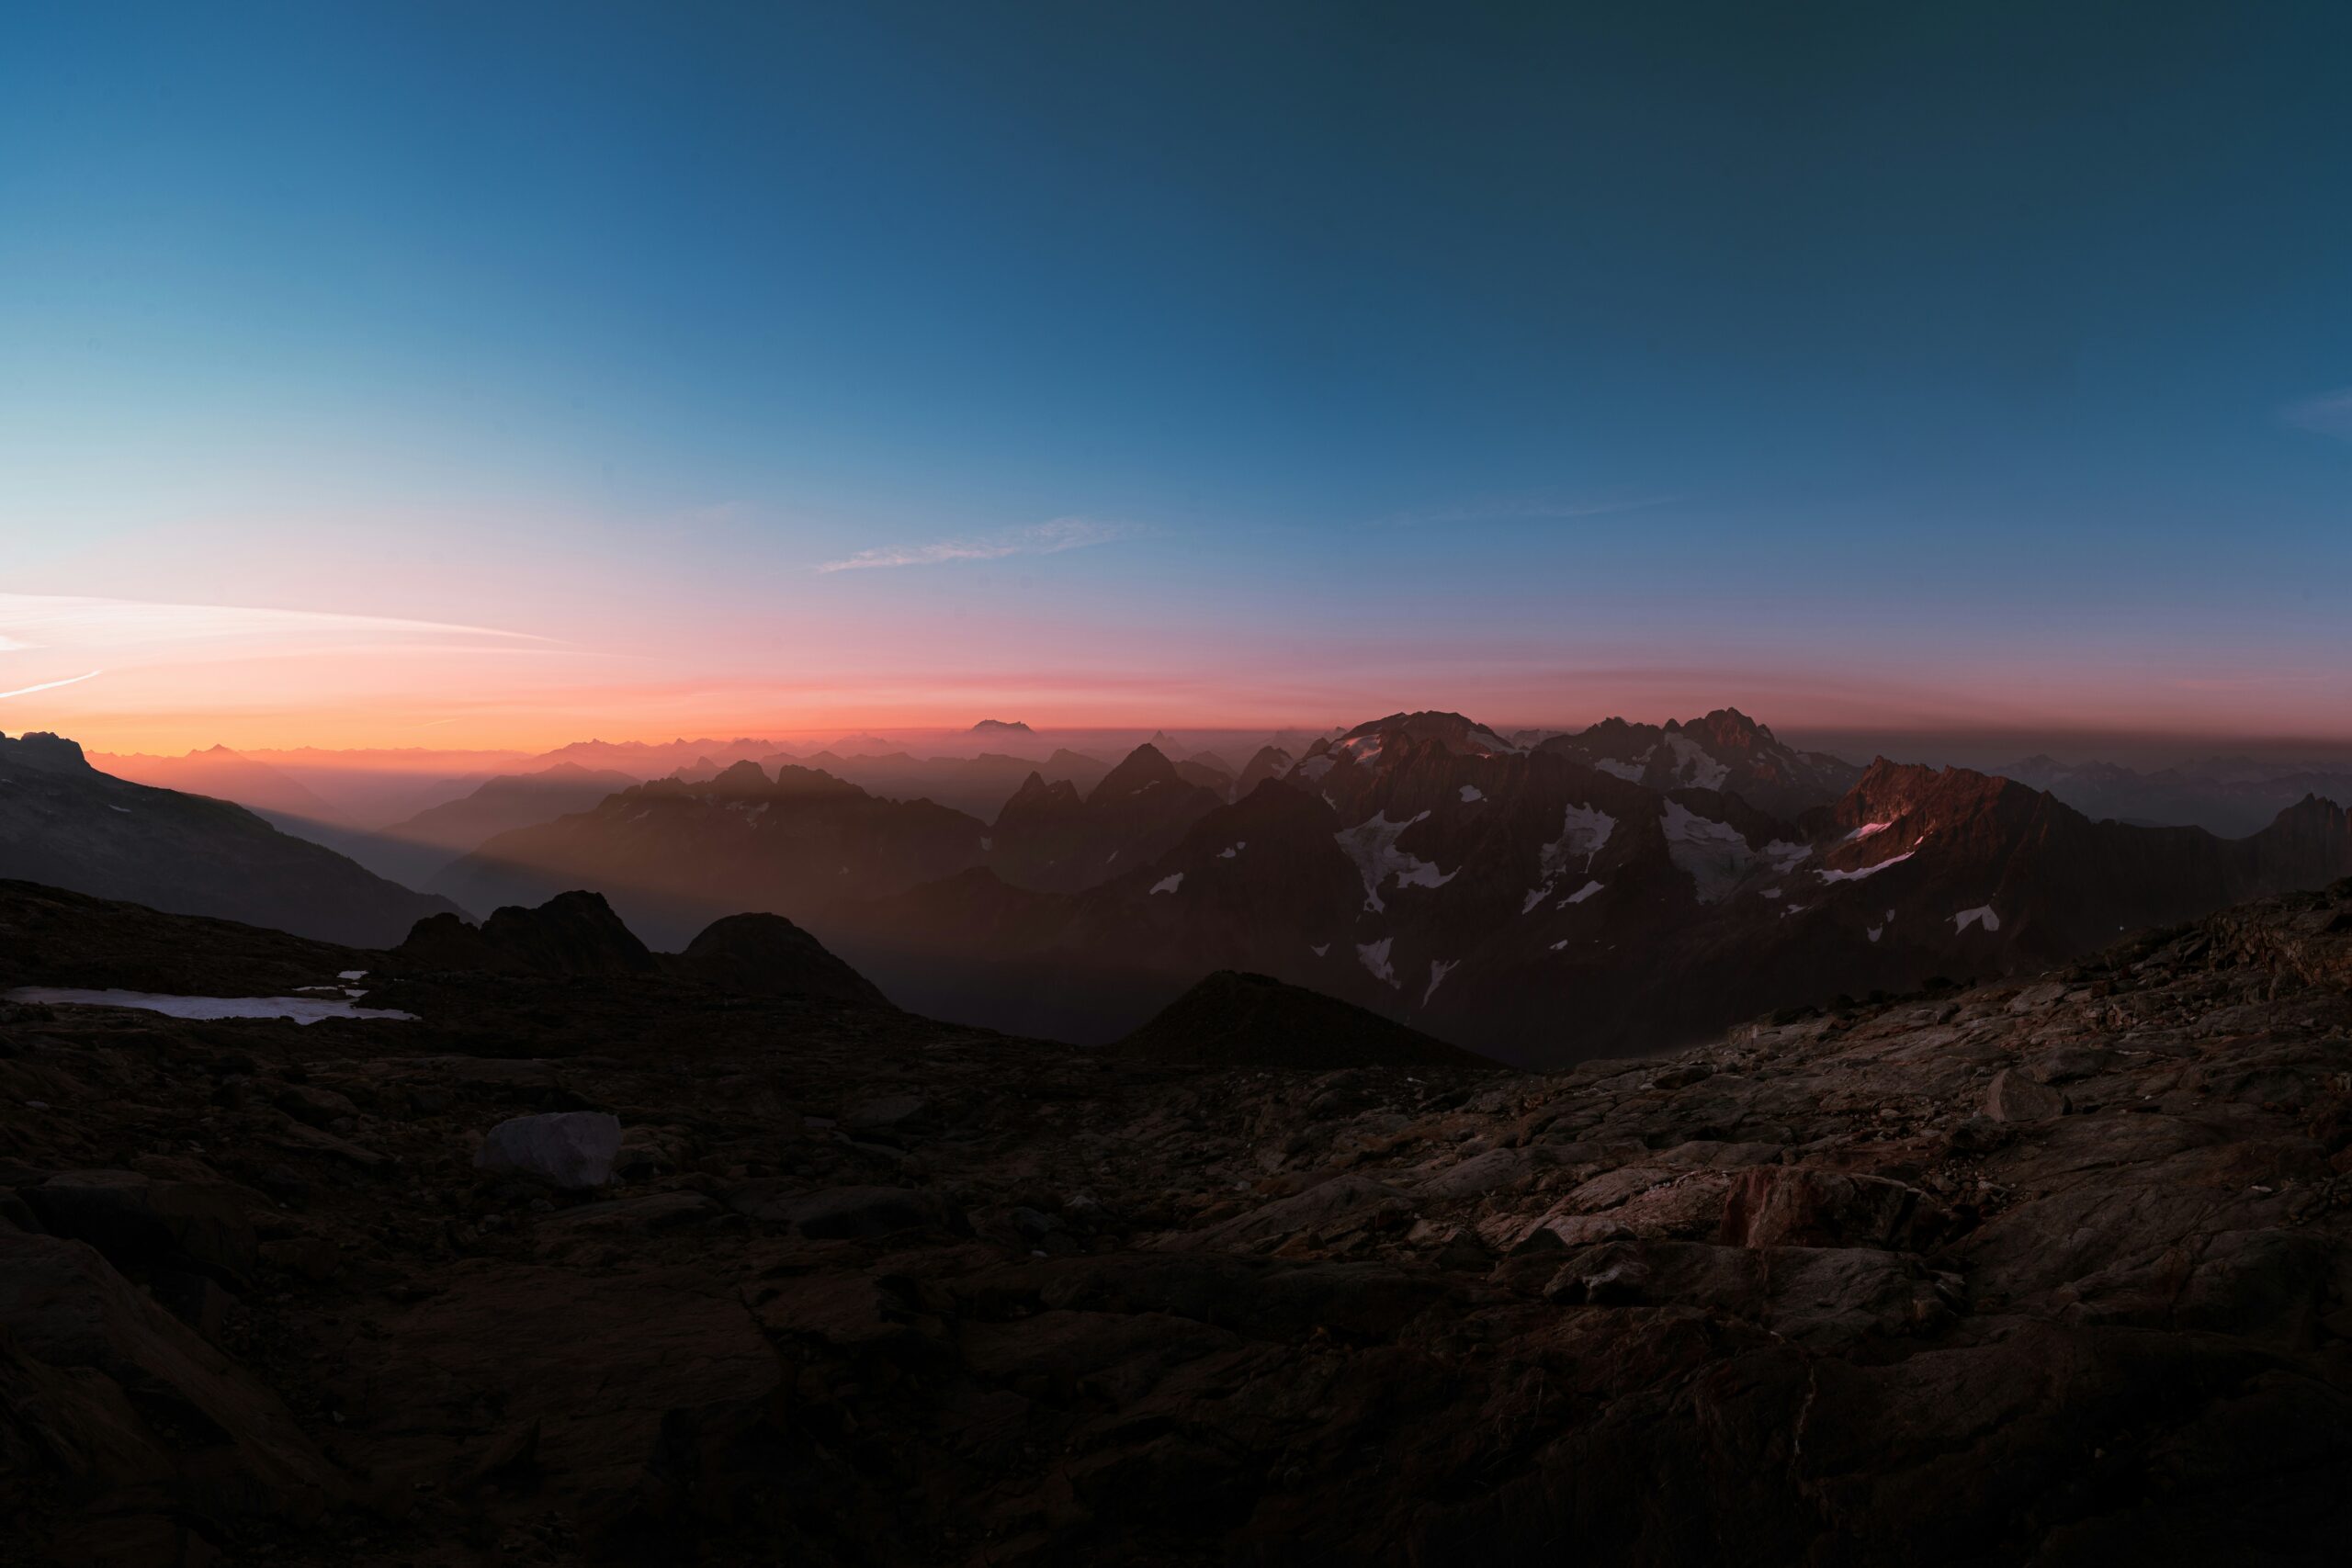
[1953,905,2000,934]
[1663,734,1730,790]
[1423,960,1456,1003]
[1764,840,1811,874]
[1549,938,1571,951]
[1357,938,1397,986]
[1594,757,1645,783]
[1867,925,1883,942]
[1310,942,1329,957]
[1761,887,1782,899]
[1564,879,1603,905]
[1295,753,1337,782]
[1816,850,1917,884]
[1149,873,1184,895]
[1458,784,1483,803]
[7,987,418,1023]
[1659,801,1759,903]
[338,970,368,981]
[1334,810,1449,912]
[1846,820,1896,842]
[1337,733,1385,767]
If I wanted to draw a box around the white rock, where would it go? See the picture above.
[474,1111,621,1189]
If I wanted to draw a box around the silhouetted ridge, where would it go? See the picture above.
[1089,743,1183,803]
[1114,970,1493,1070]
[395,890,656,976]
[671,911,889,1006]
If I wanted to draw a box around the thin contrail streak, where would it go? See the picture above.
[0,670,104,700]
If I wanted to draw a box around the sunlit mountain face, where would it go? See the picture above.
[10,2,2352,1562]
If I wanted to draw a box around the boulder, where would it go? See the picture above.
[841,1095,938,1139]
[1985,1067,2068,1122]
[474,1111,622,1189]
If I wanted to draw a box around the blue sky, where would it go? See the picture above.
[4,2,2349,748]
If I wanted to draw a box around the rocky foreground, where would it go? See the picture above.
[6,879,2352,1564]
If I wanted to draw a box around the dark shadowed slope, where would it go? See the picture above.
[0,732,463,948]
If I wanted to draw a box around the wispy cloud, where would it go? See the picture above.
[816,517,1141,573]
[2283,388,2352,441]
[1379,493,1682,528]
[0,669,102,700]
[0,592,551,652]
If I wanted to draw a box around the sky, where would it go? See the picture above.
[4,2,2350,754]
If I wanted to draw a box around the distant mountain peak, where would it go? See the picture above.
[971,718,1033,734]
[1092,742,1183,801]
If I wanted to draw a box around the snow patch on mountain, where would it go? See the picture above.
[1953,905,2001,934]
[1661,801,1761,904]
[1817,850,1917,884]
[1522,804,1617,911]
[1595,757,1645,783]
[1846,820,1896,842]
[1663,734,1729,791]
[1150,873,1184,896]
[1563,879,1603,905]
[1458,784,1483,803]
[1544,804,1615,874]
[1357,937,1396,986]
[1423,959,1456,1003]
[1335,811,1453,912]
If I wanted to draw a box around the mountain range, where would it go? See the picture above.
[822,708,2352,1062]
[23,709,2352,1067]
